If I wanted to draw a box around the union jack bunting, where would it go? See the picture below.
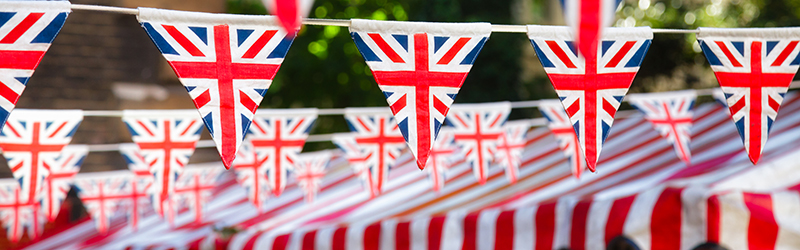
[331,134,375,196]
[528,25,652,172]
[173,164,225,224]
[425,128,459,192]
[538,100,587,179]
[118,144,155,230]
[697,28,800,164]
[712,88,729,108]
[292,151,331,203]
[231,140,270,211]
[137,8,296,169]
[74,171,137,234]
[628,90,697,164]
[39,145,87,222]
[493,120,530,184]
[262,0,314,33]
[0,109,83,202]
[349,19,492,170]
[446,102,511,185]
[122,110,203,221]
[0,179,42,243]
[245,108,317,197]
[0,2,70,128]
[560,0,623,59]
[340,108,407,197]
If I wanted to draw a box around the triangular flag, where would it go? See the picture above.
[528,25,652,172]
[118,144,155,230]
[332,134,375,197]
[697,27,800,164]
[262,0,314,34]
[122,110,203,223]
[0,1,70,128]
[74,171,136,234]
[0,109,83,202]
[538,100,587,179]
[292,151,331,203]
[628,90,697,164]
[173,164,225,224]
[426,128,459,192]
[493,120,530,184]
[560,0,623,60]
[137,8,296,169]
[349,19,492,170]
[231,139,269,210]
[0,178,43,242]
[446,102,511,185]
[40,145,87,222]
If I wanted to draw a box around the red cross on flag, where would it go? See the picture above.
[138,8,296,169]
[332,135,374,196]
[173,164,225,224]
[39,145,87,222]
[446,102,511,185]
[0,109,83,203]
[350,19,492,171]
[628,90,697,164]
[292,151,332,203]
[538,100,587,179]
[119,144,156,231]
[528,25,652,172]
[74,171,137,234]
[697,28,800,164]
[0,178,43,242]
[493,120,530,184]
[425,128,459,192]
[560,0,623,61]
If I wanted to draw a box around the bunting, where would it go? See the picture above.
[628,90,697,164]
[493,120,530,184]
[0,109,83,202]
[137,8,295,169]
[39,145,87,222]
[0,1,70,128]
[292,151,331,203]
[560,0,623,59]
[528,25,652,172]
[122,110,203,223]
[74,171,136,234]
[0,179,42,243]
[426,128,459,192]
[712,88,729,108]
[697,27,800,164]
[331,135,374,196]
[446,102,511,185]
[231,140,270,210]
[538,100,587,179]
[262,0,314,33]
[349,19,491,170]
[118,144,154,230]
[173,164,225,223]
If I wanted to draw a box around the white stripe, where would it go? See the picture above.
[514,206,536,250]
[623,186,664,248]
[346,223,365,250]
[476,209,500,250]
[773,191,800,250]
[681,186,707,250]
[442,210,466,250]
[718,192,749,250]
[380,219,397,250]
[586,199,613,250]
[315,227,335,250]
[554,198,576,249]
[286,229,305,250]
[410,216,430,250]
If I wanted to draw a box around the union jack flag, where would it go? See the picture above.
[0,179,43,242]
[0,2,70,128]
[538,100,587,179]
[292,151,332,203]
[74,172,141,234]
[232,140,270,211]
[712,88,729,108]
[245,109,316,197]
[119,144,155,230]
[39,145,87,222]
[446,102,511,185]
[174,165,225,224]
[341,108,407,197]
[493,120,530,184]
[122,110,203,222]
[528,25,652,172]
[425,128,459,192]
[560,0,623,60]
[697,28,800,164]
[628,90,697,164]
[138,8,296,169]
[331,134,375,196]
[349,19,492,170]
[0,110,83,202]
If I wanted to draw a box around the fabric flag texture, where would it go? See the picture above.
[539,100,587,179]
[242,108,316,197]
[528,25,652,172]
[39,145,87,222]
[173,164,225,224]
[628,90,697,164]
[560,0,622,60]
[137,8,296,169]
[0,109,83,203]
[0,178,42,242]
[339,108,406,197]
[231,140,270,211]
[0,1,70,129]
[118,144,154,231]
[349,19,491,170]
[426,128,459,192]
[261,0,314,34]
[493,120,530,184]
[74,171,136,234]
[122,110,203,223]
[291,151,332,203]
[331,135,374,196]
[697,27,800,164]
[446,102,511,185]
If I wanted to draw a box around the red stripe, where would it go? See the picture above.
[749,42,763,164]
[301,230,317,250]
[743,193,778,250]
[212,25,236,168]
[650,188,683,250]
[437,37,470,65]
[332,227,347,250]
[242,30,278,59]
[0,50,46,70]
[605,195,636,245]
[535,203,556,250]
[368,33,405,63]
[136,120,155,136]
[364,223,381,250]
[462,212,479,250]
[192,89,212,109]
[770,41,798,66]
[395,222,410,250]
[706,196,720,243]
[604,41,636,68]
[570,200,592,250]
[714,41,743,67]
[390,94,407,114]
[239,90,259,113]
[577,0,601,61]
[163,25,205,57]
[0,13,44,44]
[495,210,515,250]
[546,40,577,68]
[272,234,290,250]
[243,231,267,250]
[428,216,446,250]
[0,81,20,105]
